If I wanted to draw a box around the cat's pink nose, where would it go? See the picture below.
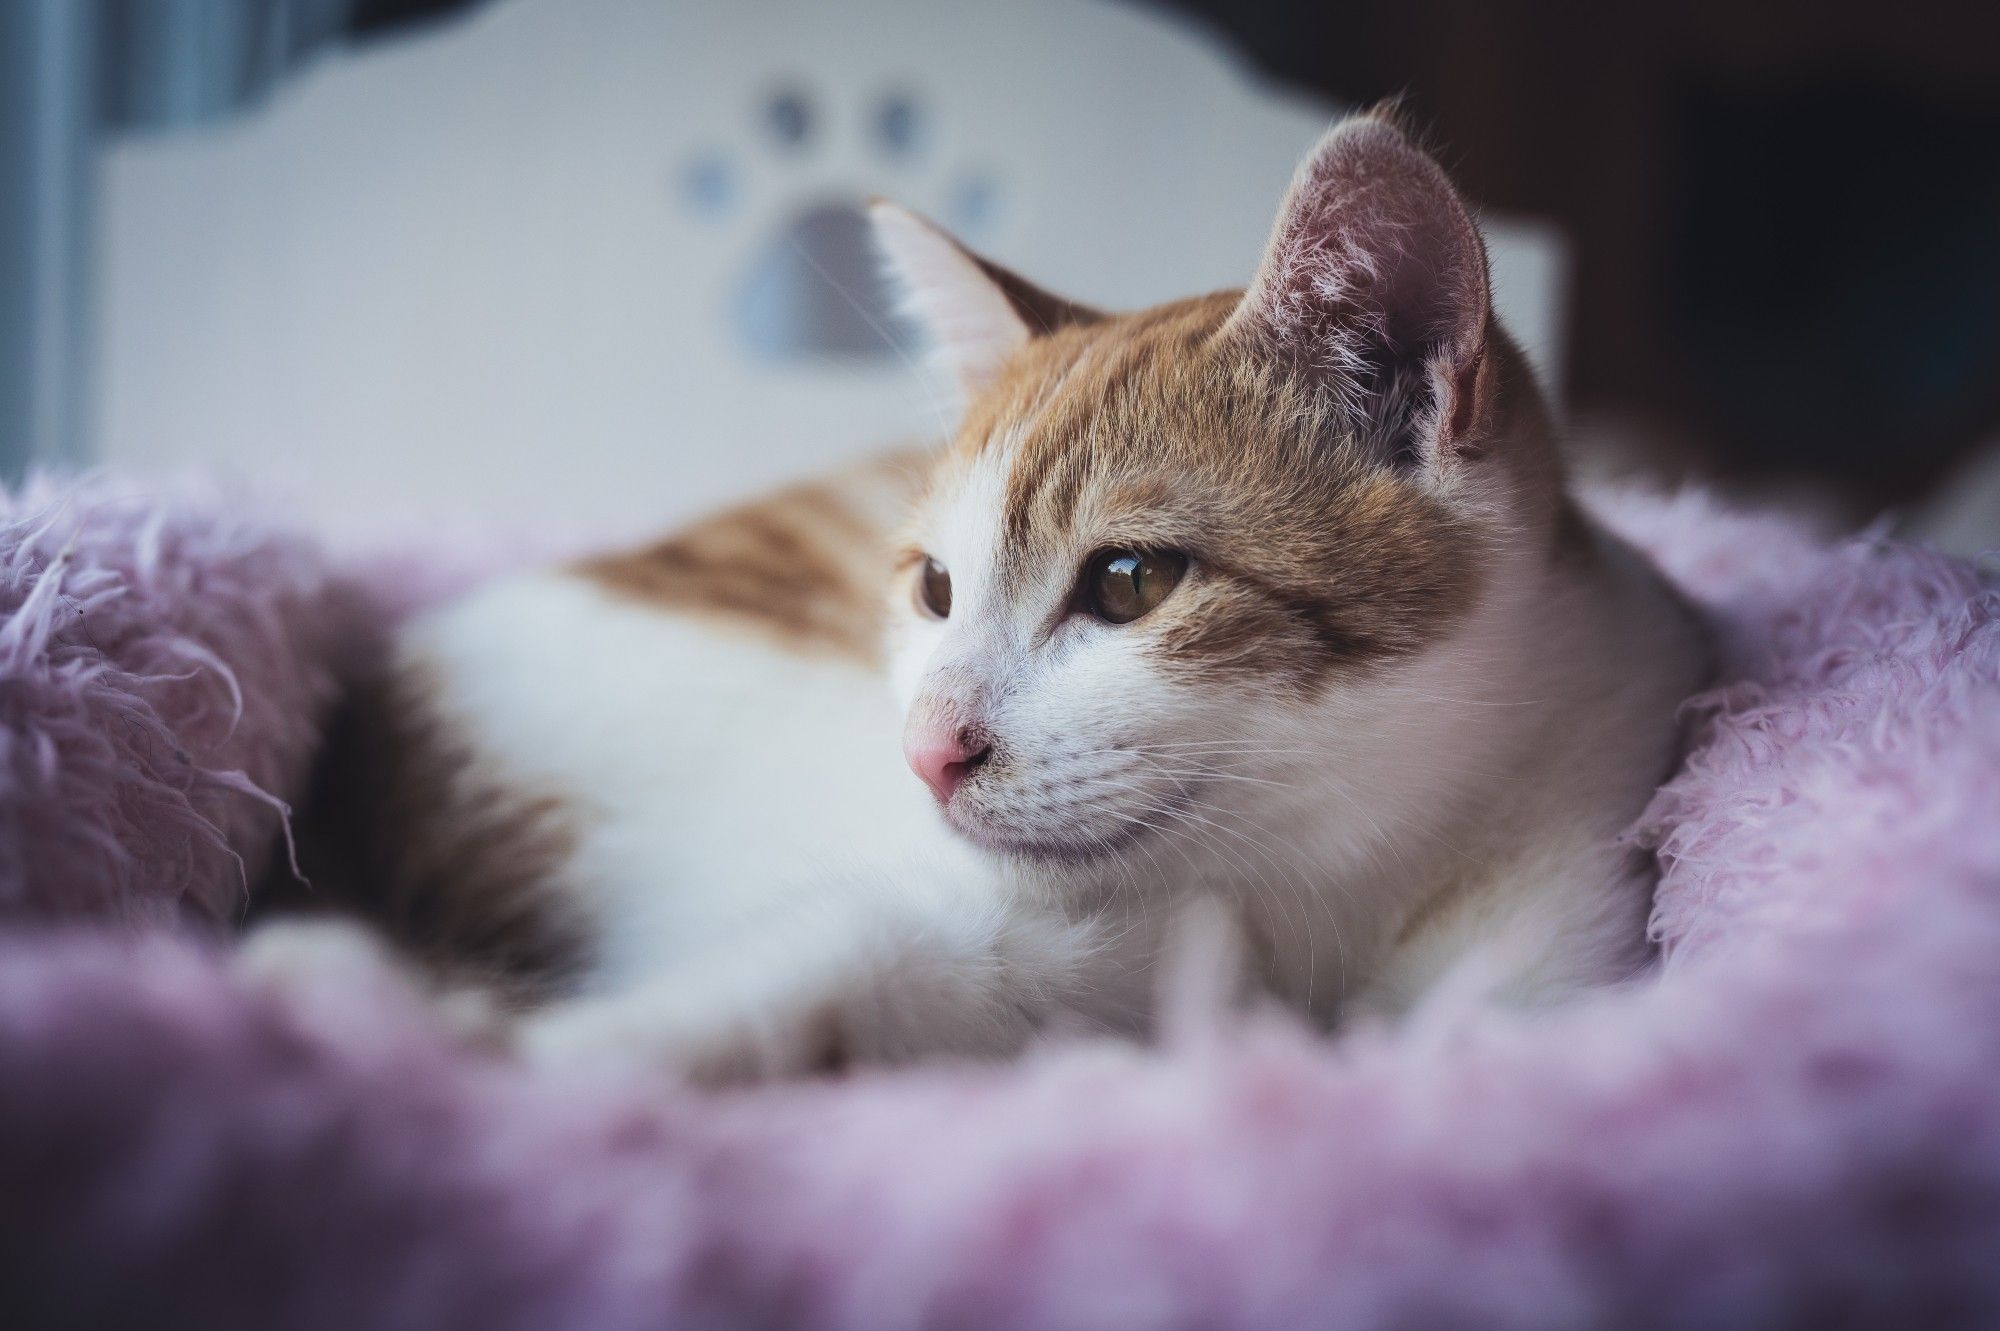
[904,722,990,804]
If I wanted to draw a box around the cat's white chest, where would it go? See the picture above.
[402,571,978,992]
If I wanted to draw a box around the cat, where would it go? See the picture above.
[282,109,1707,1082]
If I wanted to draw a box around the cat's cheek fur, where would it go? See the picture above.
[886,450,1019,713]
[885,610,945,712]
[957,640,1213,854]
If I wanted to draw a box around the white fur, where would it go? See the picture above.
[870,200,1031,395]
[407,575,971,985]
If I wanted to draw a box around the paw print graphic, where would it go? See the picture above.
[676,86,1003,364]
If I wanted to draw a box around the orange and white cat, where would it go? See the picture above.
[292,112,1705,1080]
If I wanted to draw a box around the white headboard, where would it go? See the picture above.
[97,0,1566,537]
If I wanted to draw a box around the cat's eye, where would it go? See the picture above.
[1080,548,1187,625]
[917,556,952,619]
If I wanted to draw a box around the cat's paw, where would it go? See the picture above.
[515,893,1101,1085]
[237,916,510,1049]
[516,974,862,1085]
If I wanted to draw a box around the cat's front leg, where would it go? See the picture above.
[517,884,1112,1084]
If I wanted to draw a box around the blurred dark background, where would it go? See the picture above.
[1171,0,2000,518]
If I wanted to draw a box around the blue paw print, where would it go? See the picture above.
[678,86,1003,363]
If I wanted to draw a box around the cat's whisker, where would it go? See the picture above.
[1129,761,1296,793]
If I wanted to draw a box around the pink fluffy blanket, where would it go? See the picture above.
[0,475,1995,1330]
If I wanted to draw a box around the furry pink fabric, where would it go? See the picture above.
[0,477,1995,1329]
[0,478,333,926]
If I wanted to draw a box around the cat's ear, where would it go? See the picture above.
[870,201,1100,394]
[1230,110,1494,469]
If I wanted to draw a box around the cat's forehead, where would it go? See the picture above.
[932,293,1344,567]
[935,293,1280,566]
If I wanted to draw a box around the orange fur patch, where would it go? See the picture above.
[578,452,927,664]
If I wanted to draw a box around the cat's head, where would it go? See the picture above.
[872,111,1566,866]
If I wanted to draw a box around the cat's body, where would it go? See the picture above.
[303,113,1707,1079]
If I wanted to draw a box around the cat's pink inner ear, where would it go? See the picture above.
[1234,114,1494,457]
[869,201,1099,396]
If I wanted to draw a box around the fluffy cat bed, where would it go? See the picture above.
[1,474,1996,1329]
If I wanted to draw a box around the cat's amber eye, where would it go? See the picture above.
[917,556,953,619]
[1080,548,1187,625]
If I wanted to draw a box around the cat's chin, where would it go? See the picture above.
[940,807,1152,866]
